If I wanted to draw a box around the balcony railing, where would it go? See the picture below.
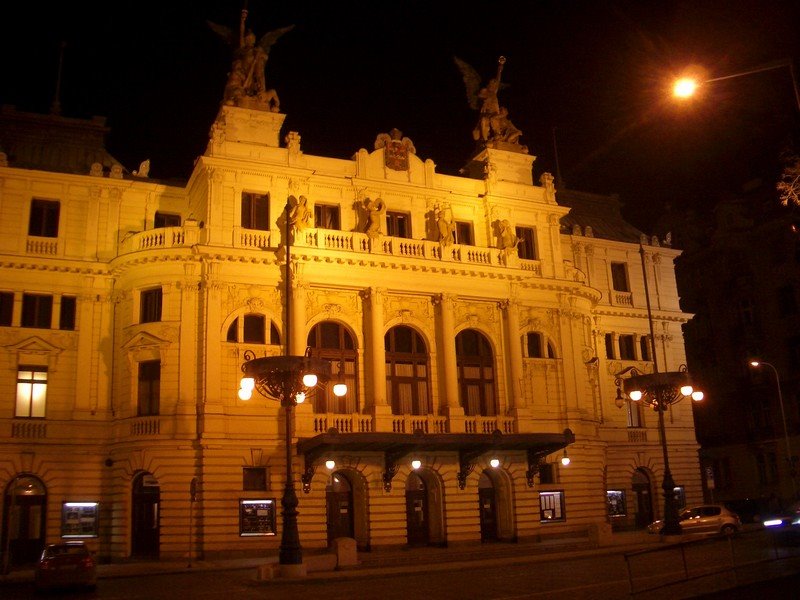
[26,236,59,256]
[130,416,161,436]
[12,420,47,439]
[390,415,449,434]
[465,416,516,434]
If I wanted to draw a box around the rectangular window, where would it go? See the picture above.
[241,192,269,230]
[16,367,47,418]
[140,288,162,323]
[639,336,652,361]
[28,199,60,237]
[610,262,629,292]
[607,490,627,517]
[154,212,181,228]
[0,292,13,326]
[59,296,76,330]
[604,334,615,359]
[243,314,266,344]
[314,204,340,230]
[137,360,161,416]
[21,294,53,329]
[539,491,565,522]
[386,211,410,238]
[627,401,643,428]
[619,335,636,360]
[515,226,537,260]
[243,467,269,491]
[454,221,474,245]
[526,332,543,358]
[61,502,99,539]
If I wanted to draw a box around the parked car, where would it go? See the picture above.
[35,541,97,591]
[762,501,800,536]
[647,504,741,535]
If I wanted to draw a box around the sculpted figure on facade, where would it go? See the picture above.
[434,203,455,246]
[362,197,385,238]
[208,9,294,112]
[498,219,519,253]
[288,195,312,232]
[454,56,527,153]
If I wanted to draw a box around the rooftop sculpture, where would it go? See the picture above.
[454,56,527,154]
[208,9,294,112]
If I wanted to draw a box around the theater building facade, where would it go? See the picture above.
[0,103,701,563]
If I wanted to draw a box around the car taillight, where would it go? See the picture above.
[39,559,52,570]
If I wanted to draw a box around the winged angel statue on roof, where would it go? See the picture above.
[208,8,294,112]
[454,56,527,153]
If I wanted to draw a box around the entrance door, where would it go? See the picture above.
[2,476,46,565]
[632,469,653,529]
[478,471,499,542]
[405,472,429,545]
[326,472,355,544]
[132,472,160,558]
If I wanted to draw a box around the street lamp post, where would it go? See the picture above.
[749,360,797,500]
[673,59,800,112]
[614,244,704,537]
[238,202,346,569]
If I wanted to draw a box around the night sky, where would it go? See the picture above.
[2,0,799,232]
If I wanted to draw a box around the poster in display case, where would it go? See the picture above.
[61,502,99,538]
[239,499,277,536]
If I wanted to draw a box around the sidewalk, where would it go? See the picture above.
[0,530,657,586]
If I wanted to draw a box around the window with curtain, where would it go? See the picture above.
[456,329,496,416]
[307,321,358,413]
[385,325,430,415]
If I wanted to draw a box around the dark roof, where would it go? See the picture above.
[558,188,645,243]
[0,105,120,175]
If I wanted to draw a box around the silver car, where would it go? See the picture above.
[647,504,741,535]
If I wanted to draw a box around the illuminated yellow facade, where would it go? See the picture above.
[0,105,700,562]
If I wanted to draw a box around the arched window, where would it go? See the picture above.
[385,325,430,415]
[226,315,281,345]
[456,329,496,416]
[307,322,358,414]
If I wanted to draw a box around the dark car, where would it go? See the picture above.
[35,542,97,591]
[762,501,800,536]
[647,504,741,535]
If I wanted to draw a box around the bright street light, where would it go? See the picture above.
[671,60,800,111]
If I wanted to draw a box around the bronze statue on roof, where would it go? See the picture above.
[208,9,294,112]
[454,56,527,154]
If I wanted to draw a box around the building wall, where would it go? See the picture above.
[0,107,700,561]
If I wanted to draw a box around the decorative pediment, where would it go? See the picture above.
[123,331,170,366]
[5,336,63,371]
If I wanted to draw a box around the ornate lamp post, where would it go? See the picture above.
[749,360,797,500]
[238,201,346,567]
[614,244,704,536]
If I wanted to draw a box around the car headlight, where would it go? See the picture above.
[764,519,783,527]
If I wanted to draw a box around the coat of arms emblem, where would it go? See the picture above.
[374,128,416,171]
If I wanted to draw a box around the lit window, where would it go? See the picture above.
[16,367,47,418]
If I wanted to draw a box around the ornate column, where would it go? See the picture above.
[501,299,528,416]
[434,294,464,429]
[289,279,307,355]
[363,288,390,428]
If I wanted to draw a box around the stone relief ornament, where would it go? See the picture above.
[208,9,294,112]
[374,128,416,171]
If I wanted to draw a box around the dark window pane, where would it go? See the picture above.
[455,221,473,245]
[137,360,160,416]
[526,332,543,358]
[227,319,238,342]
[28,199,60,237]
[386,212,410,238]
[140,288,162,323]
[611,263,629,292]
[243,467,268,491]
[0,292,13,326]
[314,205,340,230]
[154,212,181,228]
[619,335,636,360]
[516,227,536,260]
[639,336,652,361]
[243,314,266,343]
[605,334,615,359]
[242,192,269,231]
[269,322,281,345]
[59,296,76,330]
[21,294,53,328]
